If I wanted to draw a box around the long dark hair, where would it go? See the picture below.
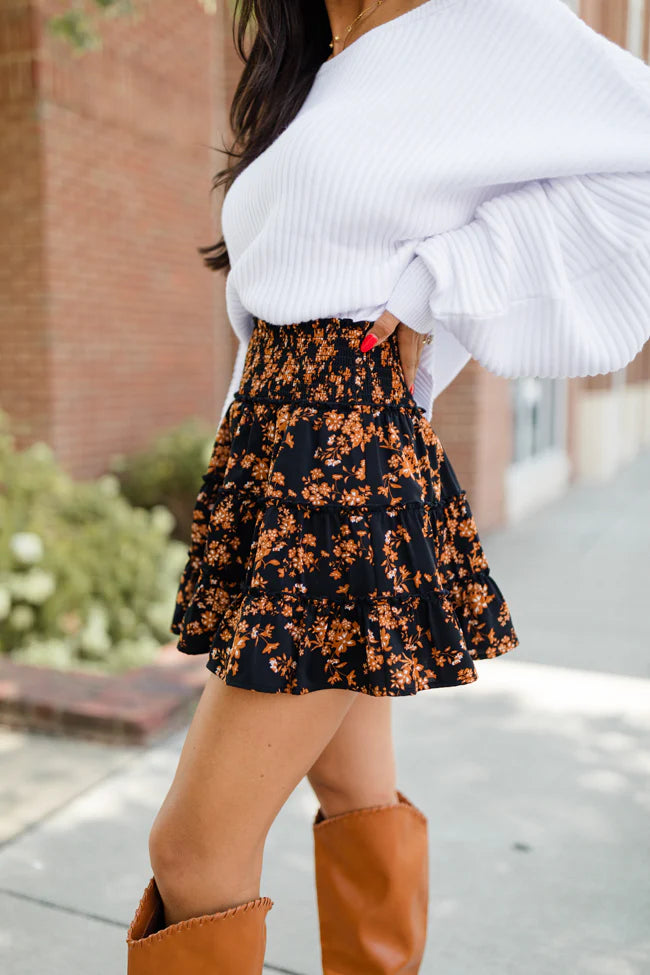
[198,0,332,272]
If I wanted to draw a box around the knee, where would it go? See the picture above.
[148,807,266,922]
[307,767,397,818]
[148,805,264,893]
[148,812,200,888]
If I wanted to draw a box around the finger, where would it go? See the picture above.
[397,323,424,392]
[360,312,399,353]
[400,348,419,392]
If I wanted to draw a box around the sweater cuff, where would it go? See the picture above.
[384,254,437,334]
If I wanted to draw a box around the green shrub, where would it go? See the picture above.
[0,410,188,673]
[109,417,215,544]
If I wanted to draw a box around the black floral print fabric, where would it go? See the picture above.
[170,317,519,695]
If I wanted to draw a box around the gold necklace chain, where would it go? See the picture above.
[329,0,387,53]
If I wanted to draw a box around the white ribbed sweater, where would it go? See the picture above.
[220,0,650,419]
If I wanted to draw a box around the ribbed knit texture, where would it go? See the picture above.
[220,0,650,419]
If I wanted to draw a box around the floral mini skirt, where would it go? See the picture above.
[170,316,519,695]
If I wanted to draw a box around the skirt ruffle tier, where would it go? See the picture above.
[170,317,519,695]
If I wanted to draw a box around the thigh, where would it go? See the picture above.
[154,672,358,848]
[307,693,397,817]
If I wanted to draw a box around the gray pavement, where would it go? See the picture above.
[1,451,649,975]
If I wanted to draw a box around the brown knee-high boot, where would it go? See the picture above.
[125,875,273,974]
[312,790,429,974]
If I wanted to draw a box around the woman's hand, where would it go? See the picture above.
[359,312,430,393]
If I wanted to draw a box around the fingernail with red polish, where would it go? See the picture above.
[409,384,415,395]
[360,333,378,353]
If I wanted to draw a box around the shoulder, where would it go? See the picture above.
[421,0,650,97]
[470,0,596,31]
[471,0,649,80]
[417,0,599,56]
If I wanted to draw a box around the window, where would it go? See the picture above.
[511,377,567,462]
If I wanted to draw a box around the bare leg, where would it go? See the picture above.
[148,672,357,925]
[307,693,398,817]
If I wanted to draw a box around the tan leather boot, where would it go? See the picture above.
[313,790,429,974]
[125,875,273,974]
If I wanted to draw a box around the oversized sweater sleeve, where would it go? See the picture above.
[384,0,650,400]
[386,170,650,378]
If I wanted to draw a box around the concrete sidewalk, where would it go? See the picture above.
[1,452,649,975]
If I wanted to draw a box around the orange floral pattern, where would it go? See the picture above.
[171,317,519,695]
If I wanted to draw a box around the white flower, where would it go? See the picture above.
[78,602,111,657]
[12,638,73,669]
[145,599,175,639]
[161,540,190,576]
[24,442,54,464]
[15,568,56,605]
[9,604,35,631]
[96,473,121,498]
[9,532,44,565]
[150,505,176,536]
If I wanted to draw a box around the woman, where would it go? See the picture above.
[126,0,650,972]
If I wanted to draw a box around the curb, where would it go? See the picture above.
[0,643,208,746]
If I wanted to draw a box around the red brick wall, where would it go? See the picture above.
[2,0,236,475]
[0,1,52,444]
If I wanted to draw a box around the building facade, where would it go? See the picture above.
[1,0,648,528]
[1,0,234,476]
